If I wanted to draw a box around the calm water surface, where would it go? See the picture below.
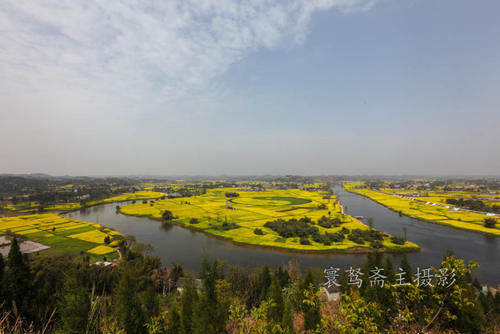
[63,186,499,284]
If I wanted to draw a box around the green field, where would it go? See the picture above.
[0,213,121,260]
[120,188,419,253]
[344,183,500,236]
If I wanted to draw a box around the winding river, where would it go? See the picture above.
[63,186,499,284]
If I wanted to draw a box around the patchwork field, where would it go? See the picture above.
[344,183,500,236]
[0,213,122,259]
[120,188,419,253]
[1,191,167,213]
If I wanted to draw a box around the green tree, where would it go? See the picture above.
[162,210,174,221]
[267,274,284,323]
[180,276,198,334]
[383,256,396,284]
[367,217,374,229]
[166,307,181,334]
[303,284,321,331]
[4,238,32,315]
[58,274,90,334]
[281,298,294,333]
[114,272,146,334]
[143,285,159,319]
[301,269,316,293]
[193,259,220,334]
[427,256,486,334]
[484,218,496,228]
[0,255,4,302]
[400,254,413,283]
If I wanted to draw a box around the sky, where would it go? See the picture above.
[1,0,499,176]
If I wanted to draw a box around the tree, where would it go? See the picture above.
[383,256,396,284]
[324,290,382,333]
[484,218,496,228]
[58,274,90,334]
[166,307,181,334]
[303,284,321,331]
[424,256,485,333]
[400,255,413,283]
[282,298,294,333]
[301,269,316,293]
[143,285,159,319]
[257,265,272,303]
[367,217,374,229]
[114,272,146,334]
[162,210,174,221]
[4,238,32,315]
[267,274,284,323]
[193,259,221,334]
[0,255,4,301]
[180,276,198,334]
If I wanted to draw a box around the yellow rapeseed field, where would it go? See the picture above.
[0,213,121,259]
[120,188,419,253]
[344,183,500,236]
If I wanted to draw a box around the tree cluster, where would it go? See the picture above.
[0,239,499,333]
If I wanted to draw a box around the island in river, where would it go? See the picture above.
[119,187,419,253]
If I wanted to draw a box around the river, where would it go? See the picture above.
[63,186,499,283]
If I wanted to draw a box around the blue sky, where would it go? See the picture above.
[1,0,499,176]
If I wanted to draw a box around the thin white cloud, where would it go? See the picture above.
[0,0,375,115]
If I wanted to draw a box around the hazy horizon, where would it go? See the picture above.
[2,0,499,176]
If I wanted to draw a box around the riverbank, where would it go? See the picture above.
[125,210,420,254]
[344,184,500,237]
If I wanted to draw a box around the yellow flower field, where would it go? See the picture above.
[344,183,500,236]
[120,188,419,253]
[0,213,121,259]
[87,245,116,255]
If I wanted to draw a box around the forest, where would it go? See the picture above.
[0,236,499,333]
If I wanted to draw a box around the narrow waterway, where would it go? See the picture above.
[335,186,499,284]
[63,186,499,283]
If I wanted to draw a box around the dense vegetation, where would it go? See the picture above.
[447,198,500,214]
[0,239,498,333]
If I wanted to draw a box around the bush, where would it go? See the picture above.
[264,218,318,238]
[162,210,174,221]
[348,229,383,245]
[391,236,405,245]
[317,216,341,228]
[189,218,199,224]
[300,237,311,245]
[370,240,383,248]
[225,192,240,198]
[484,218,496,228]
[254,228,263,235]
